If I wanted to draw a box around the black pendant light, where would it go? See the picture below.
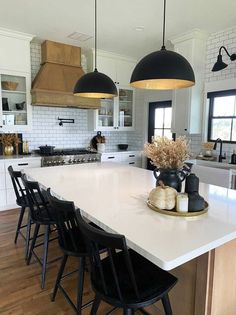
[74,0,117,98]
[130,0,195,90]
[212,46,236,72]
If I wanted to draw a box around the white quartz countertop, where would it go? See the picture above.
[25,163,236,270]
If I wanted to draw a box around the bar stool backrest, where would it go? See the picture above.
[8,166,27,206]
[46,188,84,253]
[21,174,51,222]
[76,210,141,303]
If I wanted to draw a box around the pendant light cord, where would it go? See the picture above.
[94,0,97,71]
[161,0,166,50]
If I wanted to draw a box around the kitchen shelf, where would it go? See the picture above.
[2,89,26,94]
[3,110,27,114]
[98,115,113,117]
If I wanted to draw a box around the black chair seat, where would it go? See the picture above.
[32,205,57,225]
[59,227,87,257]
[92,249,177,306]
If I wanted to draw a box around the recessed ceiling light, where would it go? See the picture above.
[135,26,144,32]
[67,32,92,41]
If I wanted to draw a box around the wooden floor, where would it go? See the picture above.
[0,209,162,315]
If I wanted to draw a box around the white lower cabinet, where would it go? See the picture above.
[101,151,142,168]
[0,189,6,207]
[0,157,41,211]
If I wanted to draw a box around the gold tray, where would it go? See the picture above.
[147,199,208,217]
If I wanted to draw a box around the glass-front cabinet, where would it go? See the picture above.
[94,86,135,131]
[0,72,31,131]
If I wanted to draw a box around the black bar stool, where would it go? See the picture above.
[77,210,178,315]
[46,188,97,314]
[8,166,32,259]
[21,175,59,289]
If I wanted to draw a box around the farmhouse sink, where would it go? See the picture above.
[187,159,236,170]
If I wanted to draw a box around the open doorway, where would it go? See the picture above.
[147,100,174,170]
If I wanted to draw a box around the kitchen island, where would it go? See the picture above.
[25,163,236,315]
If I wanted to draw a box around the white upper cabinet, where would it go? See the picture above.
[86,49,137,131]
[0,28,33,131]
[0,28,32,74]
[88,49,136,86]
[90,85,135,131]
[170,30,207,135]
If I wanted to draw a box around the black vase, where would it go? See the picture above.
[185,173,199,193]
[153,168,187,192]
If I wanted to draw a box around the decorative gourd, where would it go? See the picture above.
[149,181,177,210]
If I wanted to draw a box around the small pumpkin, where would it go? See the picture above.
[149,181,177,210]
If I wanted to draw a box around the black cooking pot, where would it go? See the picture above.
[38,145,55,156]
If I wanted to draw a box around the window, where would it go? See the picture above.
[208,89,236,143]
[148,101,173,142]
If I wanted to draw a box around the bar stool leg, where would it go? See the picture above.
[14,206,26,244]
[25,209,32,260]
[162,294,173,315]
[27,223,40,265]
[76,257,85,314]
[123,309,134,315]
[90,295,101,315]
[51,254,68,301]
[41,225,50,289]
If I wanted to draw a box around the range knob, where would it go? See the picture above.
[68,159,72,164]
[88,157,92,162]
[81,158,85,163]
[73,159,77,163]
[77,159,82,163]
[93,157,98,161]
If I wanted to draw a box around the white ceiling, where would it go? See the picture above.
[0,0,236,59]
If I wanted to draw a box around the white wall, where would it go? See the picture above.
[203,25,236,158]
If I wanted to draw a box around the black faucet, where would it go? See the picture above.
[213,138,226,162]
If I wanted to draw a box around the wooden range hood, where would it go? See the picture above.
[31,40,100,109]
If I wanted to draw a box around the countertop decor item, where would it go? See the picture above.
[73,0,117,99]
[38,145,55,156]
[212,46,236,72]
[185,173,199,194]
[148,181,177,210]
[144,136,190,191]
[0,133,21,155]
[188,193,205,212]
[118,144,128,151]
[91,131,106,150]
[176,193,188,213]
[130,0,195,90]
[1,81,18,90]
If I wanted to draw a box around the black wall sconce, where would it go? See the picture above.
[212,46,236,72]
[58,117,75,126]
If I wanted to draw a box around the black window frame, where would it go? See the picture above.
[207,89,236,144]
[148,100,173,143]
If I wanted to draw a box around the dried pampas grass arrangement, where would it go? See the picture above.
[144,136,190,169]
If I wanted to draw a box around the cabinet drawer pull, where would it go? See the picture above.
[129,162,135,165]
[18,163,29,166]
[129,155,135,157]
[108,156,115,159]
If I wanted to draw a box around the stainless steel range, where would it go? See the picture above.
[41,148,101,167]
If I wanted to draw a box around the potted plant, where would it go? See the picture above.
[144,136,190,192]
